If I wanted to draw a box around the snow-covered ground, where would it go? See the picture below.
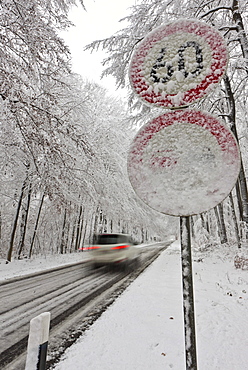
[0,252,88,281]
[1,241,248,369]
[52,241,248,370]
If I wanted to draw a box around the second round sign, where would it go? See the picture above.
[127,110,240,216]
[129,19,228,108]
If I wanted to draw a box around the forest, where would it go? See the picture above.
[0,0,247,262]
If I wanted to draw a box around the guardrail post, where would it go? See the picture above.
[180,216,198,370]
[25,312,51,370]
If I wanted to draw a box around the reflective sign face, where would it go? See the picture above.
[127,110,240,216]
[129,19,228,108]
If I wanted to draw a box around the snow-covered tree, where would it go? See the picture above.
[0,0,179,261]
[85,0,248,247]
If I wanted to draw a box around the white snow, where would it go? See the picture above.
[25,312,51,370]
[129,19,228,108]
[2,241,248,369]
[127,110,240,217]
[50,240,248,370]
[0,252,88,281]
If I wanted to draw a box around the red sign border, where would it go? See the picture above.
[129,19,228,108]
[128,110,240,216]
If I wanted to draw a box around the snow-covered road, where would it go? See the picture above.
[1,244,168,369]
[0,263,114,365]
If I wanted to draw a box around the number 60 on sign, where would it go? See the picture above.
[129,19,228,108]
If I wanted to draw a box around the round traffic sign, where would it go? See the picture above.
[127,110,240,216]
[129,19,228,108]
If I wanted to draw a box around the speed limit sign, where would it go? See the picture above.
[127,110,240,216]
[129,19,228,108]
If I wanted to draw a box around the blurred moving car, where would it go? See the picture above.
[87,233,140,271]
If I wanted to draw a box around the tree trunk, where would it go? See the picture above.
[218,203,228,244]
[208,209,217,240]
[222,74,248,237]
[92,206,100,240]
[6,178,27,262]
[229,192,241,247]
[232,0,248,63]
[81,219,88,247]
[214,206,224,244]
[141,227,144,243]
[89,209,96,245]
[190,216,195,239]
[103,215,107,233]
[60,207,67,254]
[235,180,244,221]
[29,192,45,258]
[64,218,70,254]
[239,166,248,226]
[69,206,78,252]
[200,213,210,233]
[75,204,83,251]
[229,3,248,237]
[18,181,32,258]
[0,209,2,241]
[77,205,85,250]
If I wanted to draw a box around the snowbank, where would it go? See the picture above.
[0,252,87,282]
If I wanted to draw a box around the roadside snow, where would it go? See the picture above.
[0,252,88,282]
[52,241,248,370]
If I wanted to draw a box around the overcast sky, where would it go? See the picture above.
[61,0,135,95]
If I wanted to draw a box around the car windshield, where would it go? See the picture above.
[95,234,129,245]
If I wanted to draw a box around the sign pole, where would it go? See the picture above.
[128,18,236,370]
[180,216,197,370]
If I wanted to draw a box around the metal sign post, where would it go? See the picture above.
[127,18,239,370]
[127,109,240,369]
[180,216,197,370]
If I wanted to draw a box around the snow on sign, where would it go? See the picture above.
[127,110,240,216]
[129,19,228,108]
